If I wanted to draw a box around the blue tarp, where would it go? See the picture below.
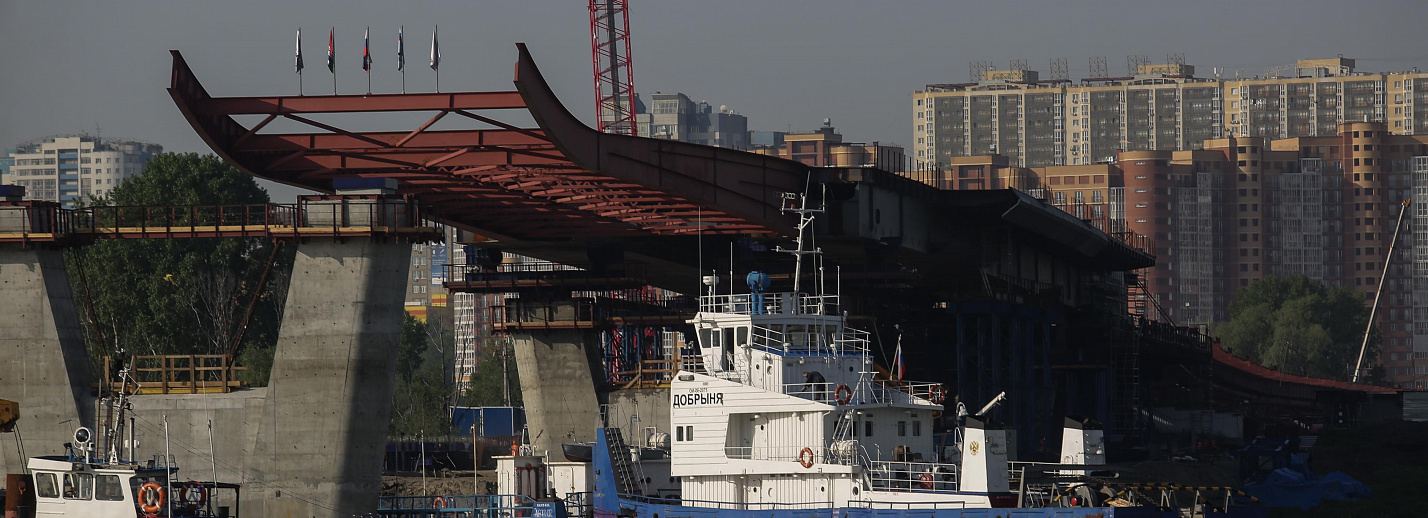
[1243,468,1370,509]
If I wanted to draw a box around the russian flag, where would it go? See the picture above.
[397,26,405,71]
[362,27,373,72]
[326,28,335,73]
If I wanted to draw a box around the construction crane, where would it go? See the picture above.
[588,0,638,136]
[1352,199,1411,383]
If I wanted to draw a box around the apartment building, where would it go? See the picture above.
[914,57,1428,168]
[905,121,1428,387]
[635,92,751,149]
[4,135,162,207]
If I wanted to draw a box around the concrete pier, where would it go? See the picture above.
[509,328,605,456]
[242,239,411,518]
[0,247,94,474]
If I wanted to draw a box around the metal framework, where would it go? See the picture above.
[589,0,638,136]
[169,46,804,242]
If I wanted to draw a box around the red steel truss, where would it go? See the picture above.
[588,0,638,136]
[168,45,804,241]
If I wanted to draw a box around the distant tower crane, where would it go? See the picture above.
[588,0,639,136]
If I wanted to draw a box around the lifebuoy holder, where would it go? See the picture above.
[834,384,852,405]
[797,447,815,468]
[138,482,165,515]
[928,385,946,405]
[178,481,207,510]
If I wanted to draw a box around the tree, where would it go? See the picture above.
[463,336,523,407]
[389,314,454,435]
[67,153,292,384]
[1214,275,1380,381]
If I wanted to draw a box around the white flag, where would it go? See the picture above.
[429,25,441,70]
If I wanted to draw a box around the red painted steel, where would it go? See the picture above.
[168,45,805,241]
[588,0,638,136]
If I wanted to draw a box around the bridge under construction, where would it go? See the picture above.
[0,44,1401,518]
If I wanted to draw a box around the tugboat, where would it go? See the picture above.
[499,191,1265,518]
[4,369,238,517]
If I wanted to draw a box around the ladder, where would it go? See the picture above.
[603,428,646,496]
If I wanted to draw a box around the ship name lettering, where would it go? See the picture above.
[673,392,725,407]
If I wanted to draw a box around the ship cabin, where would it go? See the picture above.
[27,455,236,518]
[672,278,999,508]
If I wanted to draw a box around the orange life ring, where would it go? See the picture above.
[138,482,165,515]
[798,447,815,468]
[927,385,946,405]
[434,496,448,509]
[178,481,207,510]
[834,384,853,405]
[919,472,934,489]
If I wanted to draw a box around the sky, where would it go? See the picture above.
[3,1,1427,199]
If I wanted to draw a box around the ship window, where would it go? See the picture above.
[697,328,713,349]
[737,327,749,347]
[913,421,922,437]
[898,421,907,436]
[63,472,93,500]
[677,427,684,441]
[35,473,59,498]
[864,421,874,437]
[96,475,125,501]
[685,426,693,440]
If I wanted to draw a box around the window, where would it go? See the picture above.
[63,472,93,500]
[913,420,922,437]
[95,475,124,501]
[35,473,59,498]
[898,421,907,437]
[864,421,874,437]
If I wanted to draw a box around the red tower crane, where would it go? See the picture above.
[588,0,638,136]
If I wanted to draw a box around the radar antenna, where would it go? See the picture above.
[775,189,824,295]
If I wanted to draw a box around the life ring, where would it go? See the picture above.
[797,447,815,468]
[178,481,207,510]
[927,385,946,405]
[138,482,165,515]
[834,384,853,405]
[434,496,448,509]
[919,472,934,489]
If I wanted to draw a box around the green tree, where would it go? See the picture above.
[463,337,523,407]
[389,314,454,435]
[1214,275,1380,381]
[68,153,292,385]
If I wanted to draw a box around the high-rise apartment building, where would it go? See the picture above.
[914,57,1428,168]
[4,136,162,207]
[636,92,751,149]
[905,121,1428,387]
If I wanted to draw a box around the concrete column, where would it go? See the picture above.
[0,246,93,474]
[243,239,410,518]
[510,328,604,456]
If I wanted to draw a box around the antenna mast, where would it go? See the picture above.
[776,191,823,295]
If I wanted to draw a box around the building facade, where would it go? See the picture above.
[636,92,751,149]
[905,121,1428,387]
[4,136,162,207]
[914,57,1428,169]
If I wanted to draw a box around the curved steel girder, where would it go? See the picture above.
[514,43,802,236]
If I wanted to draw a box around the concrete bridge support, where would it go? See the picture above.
[242,239,411,518]
[508,326,605,457]
[0,246,94,474]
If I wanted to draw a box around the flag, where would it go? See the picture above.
[397,25,405,71]
[294,29,303,73]
[362,27,372,72]
[326,28,335,73]
[893,341,904,381]
[429,25,441,70]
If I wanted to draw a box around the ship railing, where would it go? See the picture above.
[621,493,836,511]
[748,326,871,357]
[865,460,960,493]
[373,494,536,517]
[698,292,840,316]
[1007,461,1092,488]
[779,379,944,407]
[847,499,969,510]
[722,445,861,467]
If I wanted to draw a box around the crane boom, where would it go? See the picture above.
[1352,199,1411,383]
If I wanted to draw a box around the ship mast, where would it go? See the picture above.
[776,190,823,296]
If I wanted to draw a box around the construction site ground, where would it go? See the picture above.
[382,470,500,497]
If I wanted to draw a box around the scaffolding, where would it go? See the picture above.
[1412,157,1428,382]
[1278,161,1325,279]
[1174,179,1216,326]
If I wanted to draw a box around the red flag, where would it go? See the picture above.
[326,28,335,73]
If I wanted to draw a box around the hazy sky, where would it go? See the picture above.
[3,1,1427,198]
